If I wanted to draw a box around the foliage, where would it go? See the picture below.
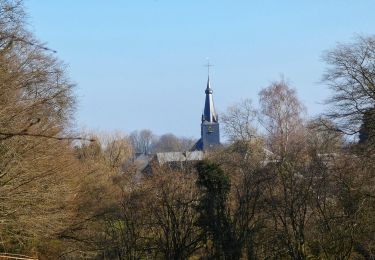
[2,1,375,259]
[196,160,242,259]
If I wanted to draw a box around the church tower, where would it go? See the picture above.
[201,75,220,149]
[193,70,220,151]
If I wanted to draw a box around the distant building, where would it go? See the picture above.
[141,151,203,174]
[135,71,221,174]
[192,75,221,151]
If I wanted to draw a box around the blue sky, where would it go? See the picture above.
[25,1,375,138]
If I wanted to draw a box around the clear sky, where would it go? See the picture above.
[25,0,375,138]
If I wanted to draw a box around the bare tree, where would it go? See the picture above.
[0,0,83,256]
[221,99,258,143]
[323,35,375,136]
[129,129,155,154]
[60,132,136,259]
[152,133,196,153]
[259,78,305,156]
[95,132,133,170]
[306,118,344,154]
[147,169,203,259]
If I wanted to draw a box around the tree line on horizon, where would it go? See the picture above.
[1,0,375,259]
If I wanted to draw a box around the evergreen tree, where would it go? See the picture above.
[359,107,375,145]
[196,160,241,259]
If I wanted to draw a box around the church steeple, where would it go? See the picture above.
[192,61,221,151]
[202,76,218,123]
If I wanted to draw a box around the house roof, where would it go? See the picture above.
[155,151,204,165]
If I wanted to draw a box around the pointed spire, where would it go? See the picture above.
[205,76,213,94]
[194,59,221,151]
[202,71,218,123]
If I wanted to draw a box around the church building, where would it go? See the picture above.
[193,75,221,151]
[138,72,221,175]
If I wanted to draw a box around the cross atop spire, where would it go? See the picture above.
[204,58,213,77]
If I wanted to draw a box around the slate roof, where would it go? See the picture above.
[155,151,204,165]
[202,76,218,123]
[191,138,203,151]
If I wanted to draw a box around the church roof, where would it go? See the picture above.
[202,76,218,123]
[191,138,203,151]
[155,151,203,165]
